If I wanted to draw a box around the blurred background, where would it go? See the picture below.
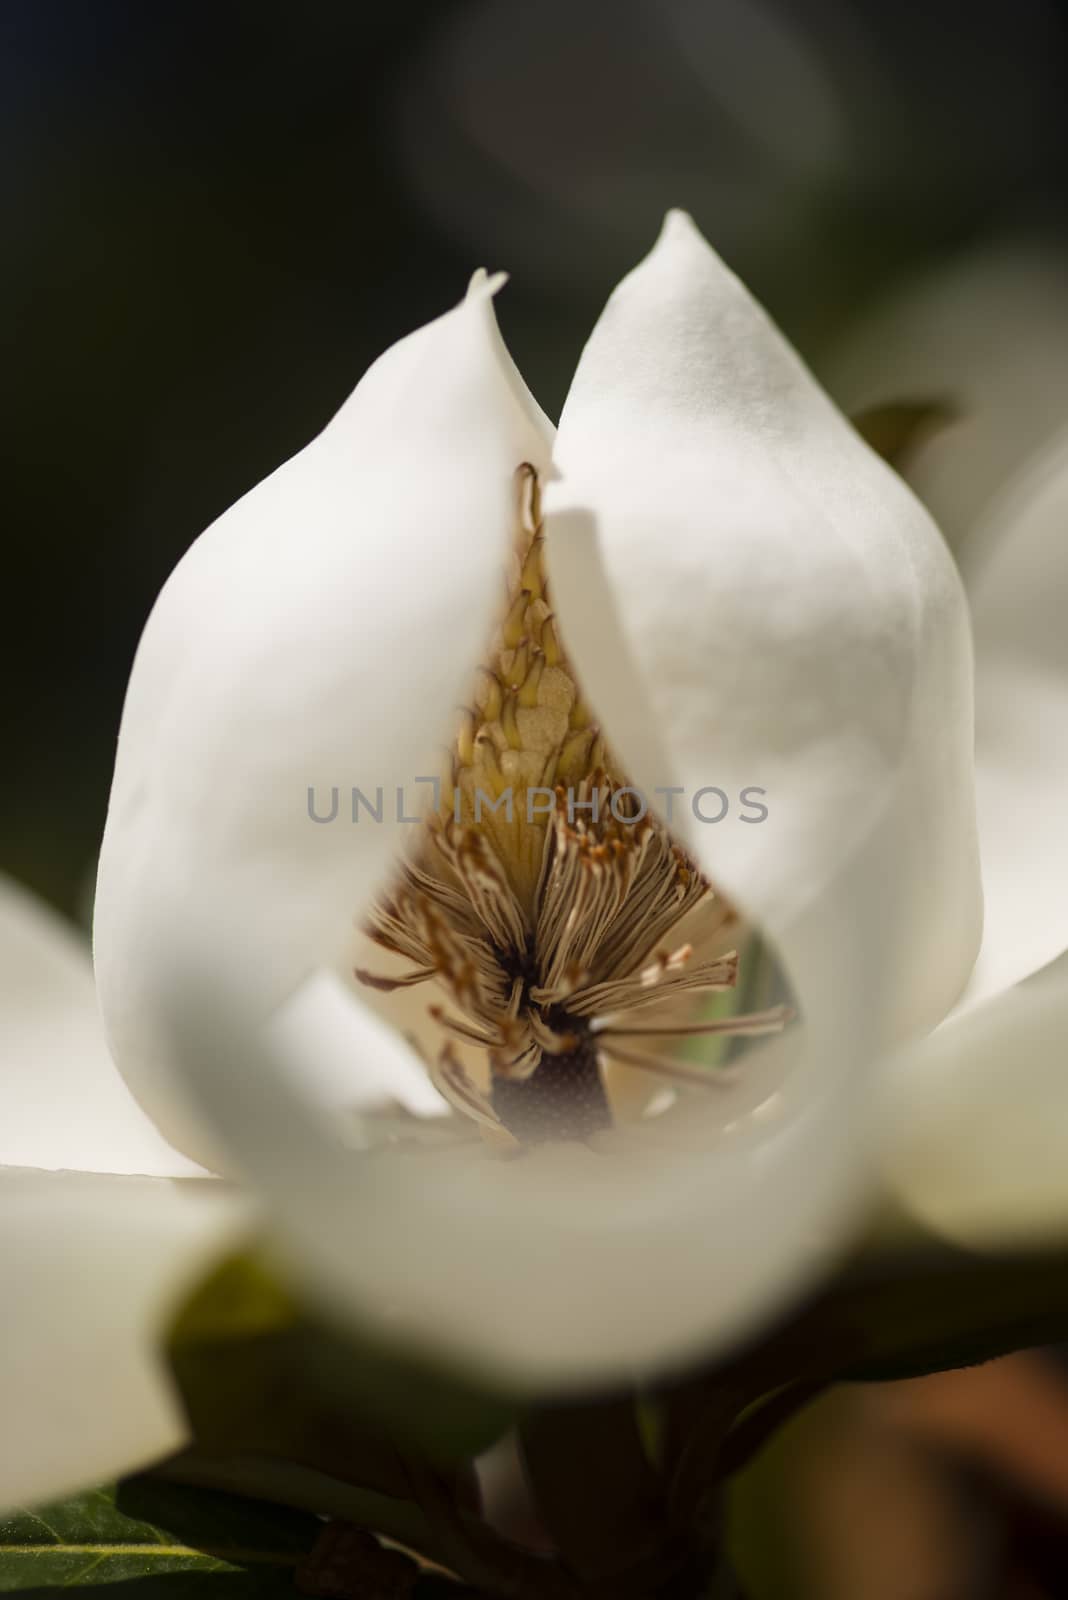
[4,2,1068,1592]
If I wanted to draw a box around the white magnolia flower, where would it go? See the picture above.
[0,874,241,1512]
[89,212,988,1383]
[9,208,1068,1516]
[92,212,987,1392]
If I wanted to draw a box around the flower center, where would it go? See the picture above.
[357,465,790,1145]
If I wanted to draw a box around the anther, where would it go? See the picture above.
[517,649,545,708]
[520,535,545,599]
[540,615,562,666]
[557,727,596,784]
[502,591,530,651]
[569,697,591,732]
[478,668,503,721]
[456,708,477,767]
[505,640,530,689]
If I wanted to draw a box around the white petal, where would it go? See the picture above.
[94,283,553,1163]
[269,968,448,1121]
[883,949,1068,1249]
[959,429,1068,1007]
[0,876,205,1178]
[0,1168,241,1512]
[523,212,980,1364]
[166,935,866,1386]
[546,212,981,1036]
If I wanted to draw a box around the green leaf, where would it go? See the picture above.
[168,1250,519,1486]
[0,1479,316,1594]
[705,1232,1068,1467]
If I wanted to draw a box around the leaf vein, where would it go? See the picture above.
[1,1544,300,1565]
[11,1508,63,1544]
[62,1553,107,1587]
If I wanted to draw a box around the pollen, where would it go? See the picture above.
[357,465,790,1145]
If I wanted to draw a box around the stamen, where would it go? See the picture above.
[640,945,693,986]
[357,461,766,1147]
[599,1041,743,1090]
[594,1005,794,1040]
[456,708,476,766]
[477,667,503,721]
[517,650,545,708]
[539,614,562,666]
[527,1011,580,1054]
[520,535,545,598]
[502,590,530,650]
[501,690,522,749]
[352,965,437,992]
[428,1004,501,1049]
[428,1045,513,1138]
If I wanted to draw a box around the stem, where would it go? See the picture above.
[158,1451,444,1558]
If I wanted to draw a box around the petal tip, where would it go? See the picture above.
[465,268,509,305]
[643,209,729,289]
[656,208,708,253]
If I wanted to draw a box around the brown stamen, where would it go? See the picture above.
[594,1005,794,1041]
[358,462,764,1145]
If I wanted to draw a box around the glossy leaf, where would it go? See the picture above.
[0,1479,315,1594]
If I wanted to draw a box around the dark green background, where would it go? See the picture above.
[4,0,1068,916]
